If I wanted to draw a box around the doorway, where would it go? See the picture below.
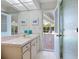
[42,10,55,51]
[42,3,64,59]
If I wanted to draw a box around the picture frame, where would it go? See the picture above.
[20,19,29,26]
[32,18,39,25]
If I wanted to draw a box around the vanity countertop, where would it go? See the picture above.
[1,34,39,47]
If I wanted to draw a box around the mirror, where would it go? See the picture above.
[11,14,19,35]
[11,21,18,35]
[43,10,55,33]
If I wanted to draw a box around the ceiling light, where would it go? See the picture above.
[13,4,27,11]
[24,2,37,10]
[6,0,20,4]
[20,0,32,2]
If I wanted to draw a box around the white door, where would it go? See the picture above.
[63,0,78,59]
[55,0,78,59]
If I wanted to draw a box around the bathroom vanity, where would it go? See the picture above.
[1,34,40,59]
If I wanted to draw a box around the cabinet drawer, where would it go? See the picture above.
[23,49,30,59]
[31,40,36,46]
[23,44,30,53]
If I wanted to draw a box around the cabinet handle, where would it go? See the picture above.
[26,46,28,48]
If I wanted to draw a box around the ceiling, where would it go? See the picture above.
[40,0,57,10]
[43,11,54,24]
[1,0,58,13]
[1,0,60,23]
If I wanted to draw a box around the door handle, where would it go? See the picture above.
[56,34,64,37]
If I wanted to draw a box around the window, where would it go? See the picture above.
[1,14,7,32]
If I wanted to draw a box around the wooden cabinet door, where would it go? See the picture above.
[36,38,40,53]
[31,40,37,59]
[23,49,30,59]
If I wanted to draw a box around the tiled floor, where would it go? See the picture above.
[35,51,57,59]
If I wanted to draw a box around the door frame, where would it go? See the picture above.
[53,1,64,59]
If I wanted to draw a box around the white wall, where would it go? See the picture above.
[63,0,78,59]
[18,10,43,50]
